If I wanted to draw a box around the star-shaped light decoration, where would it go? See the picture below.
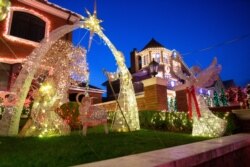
[81,2,103,50]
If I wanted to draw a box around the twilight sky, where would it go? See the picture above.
[49,0,250,89]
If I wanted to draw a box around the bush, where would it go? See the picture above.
[139,110,237,135]
[139,110,166,130]
[139,111,192,132]
[57,102,80,129]
[165,112,192,133]
[213,112,238,135]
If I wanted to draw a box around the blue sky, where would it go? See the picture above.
[50,0,250,89]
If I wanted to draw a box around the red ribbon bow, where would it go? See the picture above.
[186,86,201,119]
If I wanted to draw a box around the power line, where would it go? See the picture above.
[182,33,250,56]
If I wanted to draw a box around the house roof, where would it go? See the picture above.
[18,0,82,22]
[69,82,105,94]
[223,80,236,89]
[141,38,165,51]
[78,82,103,90]
[39,0,81,17]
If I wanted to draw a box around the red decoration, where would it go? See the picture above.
[186,86,201,119]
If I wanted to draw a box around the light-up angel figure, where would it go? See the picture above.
[105,52,140,132]
[174,54,227,137]
[23,79,70,137]
[82,5,140,132]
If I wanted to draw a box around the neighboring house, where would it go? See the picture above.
[0,0,104,103]
[104,38,191,101]
[103,38,225,109]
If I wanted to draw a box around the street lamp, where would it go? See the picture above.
[149,58,159,77]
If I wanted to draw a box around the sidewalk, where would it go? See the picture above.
[75,133,250,167]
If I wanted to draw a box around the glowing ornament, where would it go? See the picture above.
[0,0,10,21]
[81,2,103,50]
[174,55,227,137]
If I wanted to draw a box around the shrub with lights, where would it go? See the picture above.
[138,110,236,135]
[57,102,80,129]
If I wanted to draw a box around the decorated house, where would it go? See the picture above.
[103,38,224,111]
[0,0,104,103]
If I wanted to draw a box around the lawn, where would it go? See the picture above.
[0,126,211,167]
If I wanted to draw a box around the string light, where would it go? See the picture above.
[2,6,139,135]
[23,40,88,137]
[81,8,140,132]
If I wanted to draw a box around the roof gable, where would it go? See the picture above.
[141,38,165,51]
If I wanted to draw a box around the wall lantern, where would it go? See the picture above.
[149,58,159,77]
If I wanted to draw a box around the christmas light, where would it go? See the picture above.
[0,57,26,64]
[174,56,227,137]
[81,8,140,131]
[1,7,139,136]
[22,40,88,137]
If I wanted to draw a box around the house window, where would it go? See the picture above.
[152,53,160,63]
[10,11,46,42]
[0,63,11,91]
[138,56,142,70]
[163,54,168,64]
[172,60,181,73]
[145,55,149,66]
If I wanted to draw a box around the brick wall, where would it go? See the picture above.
[95,78,168,112]
[176,89,188,112]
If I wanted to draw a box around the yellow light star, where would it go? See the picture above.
[82,2,103,50]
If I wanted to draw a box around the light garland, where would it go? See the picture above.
[3,6,51,47]
[0,57,26,64]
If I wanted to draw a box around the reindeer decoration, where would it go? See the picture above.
[76,93,108,136]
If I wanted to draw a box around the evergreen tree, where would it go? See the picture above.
[220,89,228,106]
[174,98,177,111]
[169,98,174,112]
[213,91,220,107]
[206,95,212,107]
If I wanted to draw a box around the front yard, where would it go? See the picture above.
[0,126,210,167]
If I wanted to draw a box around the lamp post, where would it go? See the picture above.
[149,58,159,77]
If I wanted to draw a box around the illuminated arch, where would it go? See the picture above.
[2,18,139,135]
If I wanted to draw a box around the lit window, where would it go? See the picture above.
[152,53,160,63]
[145,55,149,65]
[172,60,181,72]
[163,54,168,64]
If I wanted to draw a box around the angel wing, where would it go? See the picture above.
[195,57,221,88]
[190,66,201,76]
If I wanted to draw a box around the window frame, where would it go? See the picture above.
[3,7,50,47]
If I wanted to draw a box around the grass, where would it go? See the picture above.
[0,126,211,167]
